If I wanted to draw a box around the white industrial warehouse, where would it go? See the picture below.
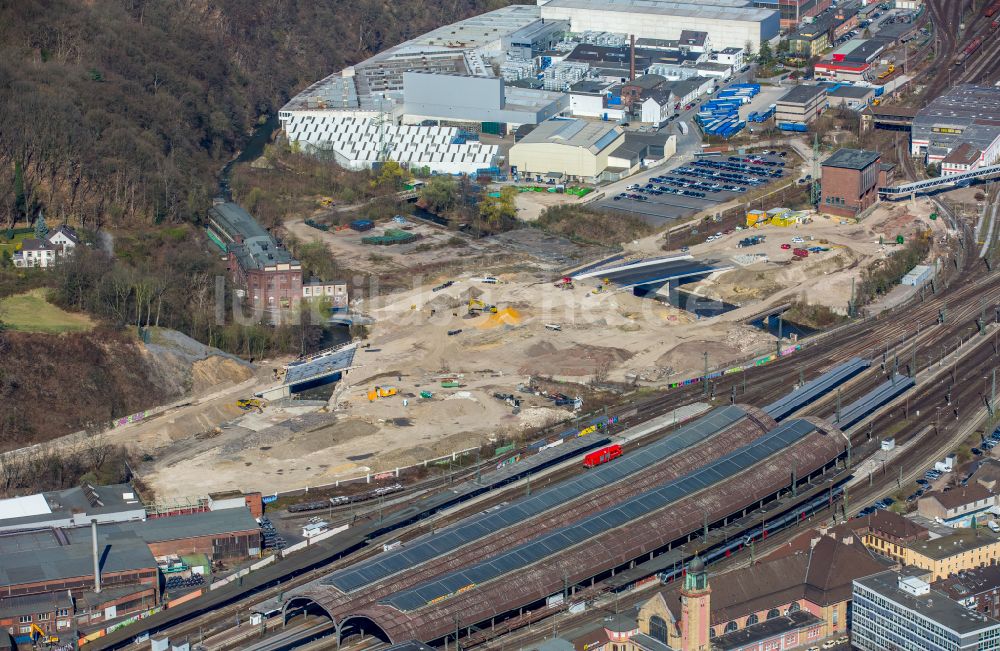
[278,0,777,175]
[536,0,780,51]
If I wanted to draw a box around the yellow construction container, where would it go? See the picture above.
[746,210,769,227]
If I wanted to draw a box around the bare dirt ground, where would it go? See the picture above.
[122,199,955,502]
[514,190,584,222]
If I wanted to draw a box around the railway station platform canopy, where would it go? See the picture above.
[763,357,870,422]
[285,414,847,643]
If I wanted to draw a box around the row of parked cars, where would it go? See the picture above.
[971,427,1000,455]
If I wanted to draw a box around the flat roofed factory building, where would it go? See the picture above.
[537,0,780,51]
[508,118,630,182]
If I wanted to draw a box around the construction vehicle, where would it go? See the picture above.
[468,298,498,314]
[367,386,398,401]
[237,398,264,412]
[877,63,895,80]
[30,623,59,644]
[554,277,574,289]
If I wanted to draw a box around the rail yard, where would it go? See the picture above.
[86,193,1000,649]
[12,0,1000,649]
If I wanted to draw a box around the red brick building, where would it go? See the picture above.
[820,148,891,219]
[0,592,74,644]
[206,202,302,310]
[935,565,1000,618]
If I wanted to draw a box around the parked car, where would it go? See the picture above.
[781,243,792,250]
[973,447,983,455]
[916,479,929,486]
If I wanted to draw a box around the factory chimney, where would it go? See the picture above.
[92,519,102,593]
[629,34,636,81]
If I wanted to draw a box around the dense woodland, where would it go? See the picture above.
[0,0,512,228]
[0,0,514,454]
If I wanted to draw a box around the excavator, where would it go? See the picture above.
[30,623,59,645]
[367,386,398,401]
[237,398,265,412]
[468,298,498,314]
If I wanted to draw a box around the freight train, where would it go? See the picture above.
[986,0,1000,18]
[287,483,405,513]
[583,444,623,468]
[954,36,983,65]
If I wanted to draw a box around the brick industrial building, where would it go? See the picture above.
[819,148,892,219]
[206,202,302,310]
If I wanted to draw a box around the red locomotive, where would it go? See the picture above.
[583,444,623,468]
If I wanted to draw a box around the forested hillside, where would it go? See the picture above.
[0,0,512,228]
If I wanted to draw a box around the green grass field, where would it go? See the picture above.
[0,289,95,333]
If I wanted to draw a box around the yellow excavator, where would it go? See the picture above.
[368,386,398,401]
[237,398,264,412]
[468,298,498,314]
[30,623,59,644]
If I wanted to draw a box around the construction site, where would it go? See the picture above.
[56,183,947,505]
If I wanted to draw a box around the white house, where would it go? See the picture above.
[47,225,81,254]
[712,47,746,71]
[638,89,675,126]
[302,279,349,308]
[12,225,81,269]
[13,238,58,268]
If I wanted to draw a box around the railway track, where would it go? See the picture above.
[479,332,1000,651]
[108,224,997,649]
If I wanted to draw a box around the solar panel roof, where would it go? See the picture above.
[382,418,818,611]
[323,405,748,593]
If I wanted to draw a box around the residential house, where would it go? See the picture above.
[934,565,1000,619]
[0,593,73,645]
[12,239,57,268]
[302,279,350,309]
[12,225,81,269]
[47,225,81,254]
[849,509,930,563]
[917,485,997,527]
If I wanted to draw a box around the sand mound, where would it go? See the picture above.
[191,356,255,393]
[477,307,522,329]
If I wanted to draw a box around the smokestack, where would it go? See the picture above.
[92,520,101,593]
[630,34,636,81]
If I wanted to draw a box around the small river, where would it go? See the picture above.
[218,114,280,200]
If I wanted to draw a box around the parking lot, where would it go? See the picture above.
[597,152,791,224]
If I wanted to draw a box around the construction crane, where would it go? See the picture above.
[468,298,498,314]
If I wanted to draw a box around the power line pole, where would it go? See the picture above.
[703,351,709,397]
